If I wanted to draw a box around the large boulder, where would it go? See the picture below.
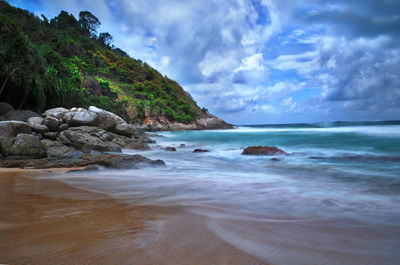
[242,146,287,156]
[10,134,46,158]
[3,110,40,122]
[88,106,125,130]
[68,109,98,127]
[57,126,121,153]
[0,121,32,156]
[112,122,135,137]
[43,107,69,120]
[0,102,14,116]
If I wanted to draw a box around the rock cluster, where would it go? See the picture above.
[0,105,152,162]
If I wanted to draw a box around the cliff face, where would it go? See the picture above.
[0,2,232,130]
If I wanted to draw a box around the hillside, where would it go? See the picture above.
[0,1,231,129]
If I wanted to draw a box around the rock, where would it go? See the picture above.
[242,146,287,156]
[81,153,165,169]
[271,158,280,161]
[41,139,83,159]
[67,165,100,173]
[10,134,46,158]
[43,107,69,119]
[111,134,149,150]
[69,109,98,127]
[42,116,60,132]
[193,149,209,153]
[0,102,14,116]
[195,115,233,129]
[179,144,186,148]
[59,123,69,131]
[112,122,135,137]
[88,106,125,130]
[57,126,122,153]
[28,117,48,134]
[3,110,40,122]
[165,147,176,151]
[43,132,59,140]
[0,153,165,169]
[0,121,32,156]
[0,116,5,121]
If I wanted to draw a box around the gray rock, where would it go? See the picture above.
[43,107,69,119]
[112,122,135,137]
[57,126,121,153]
[0,116,6,121]
[10,134,46,158]
[0,121,32,156]
[88,106,125,130]
[193,149,209,153]
[165,147,176,151]
[59,123,69,131]
[242,146,287,156]
[42,116,60,132]
[0,102,14,116]
[43,132,59,140]
[28,117,48,134]
[3,110,40,122]
[69,110,98,127]
[41,139,83,159]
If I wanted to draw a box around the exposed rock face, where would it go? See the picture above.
[41,139,83,159]
[242,146,287,156]
[43,107,69,119]
[3,110,40,122]
[193,149,209,153]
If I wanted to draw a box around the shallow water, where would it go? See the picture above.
[41,121,400,264]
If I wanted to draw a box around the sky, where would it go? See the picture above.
[9,0,400,125]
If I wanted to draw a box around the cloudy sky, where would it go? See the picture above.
[10,0,400,124]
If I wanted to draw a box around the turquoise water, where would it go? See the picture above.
[46,121,400,264]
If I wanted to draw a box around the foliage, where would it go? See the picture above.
[0,1,205,123]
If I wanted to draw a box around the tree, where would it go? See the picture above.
[99,32,113,47]
[79,11,100,37]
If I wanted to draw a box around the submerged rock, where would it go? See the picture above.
[193,149,209,153]
[242,146,287,156]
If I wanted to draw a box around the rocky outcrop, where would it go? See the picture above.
[0,106,152,162]
[242,146,287,156]
[136,114,233,131]
[0,153,165,169]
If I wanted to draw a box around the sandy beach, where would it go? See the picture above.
[0,169,268,265]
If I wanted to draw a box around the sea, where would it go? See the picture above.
[42,121,400,264]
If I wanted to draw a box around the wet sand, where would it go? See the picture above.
[0,169,268,265]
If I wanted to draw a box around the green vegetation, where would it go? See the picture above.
[0,1,204,123]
